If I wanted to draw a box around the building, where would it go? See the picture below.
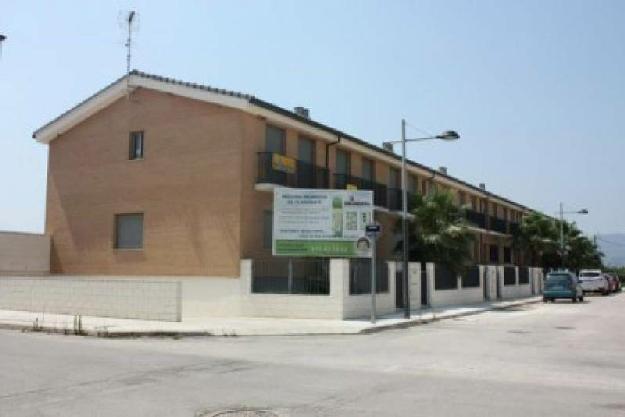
[23,71,542,320]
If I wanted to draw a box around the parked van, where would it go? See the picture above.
[543,271,584,303]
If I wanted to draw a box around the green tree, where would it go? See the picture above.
[513,212,559,267]
[514,213,604,270]
[396,191,474,273]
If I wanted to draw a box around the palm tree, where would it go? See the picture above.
[514,213,603,270]
[513,212,559,267]
[396,191,474,273]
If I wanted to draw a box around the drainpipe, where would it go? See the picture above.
[325,135,341,188]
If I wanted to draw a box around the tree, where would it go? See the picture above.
[513,212,559,267]
[514,212,604,270]
[395,191,474,273]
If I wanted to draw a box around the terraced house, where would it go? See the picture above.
[27,71,540,320]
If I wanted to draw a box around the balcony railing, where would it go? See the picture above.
[490,216,508,234]
[509,221,520,236]
[257,152,328,189]
[465,209,486,229]
[334,174,388,208]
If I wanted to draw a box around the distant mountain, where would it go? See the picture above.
[597,234,625,267]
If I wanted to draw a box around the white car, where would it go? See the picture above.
[578,270,609,295]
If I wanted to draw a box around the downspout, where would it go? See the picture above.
[325,135,341,188]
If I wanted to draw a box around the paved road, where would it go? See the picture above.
[2,293,624,417]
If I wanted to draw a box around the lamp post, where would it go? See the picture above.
[383,120,460,318]
[558,203,588,268]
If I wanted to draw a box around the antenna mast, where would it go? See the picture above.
[125,11,135,76]
[0,34,6,59]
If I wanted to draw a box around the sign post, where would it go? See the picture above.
[365,223,382,323]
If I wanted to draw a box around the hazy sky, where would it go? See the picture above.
[1,0,624,235]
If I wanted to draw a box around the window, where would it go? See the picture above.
[458,191,466,206]
[263,210,273,249]
[389,167,401,188]
[421,180,428,195]
[129,131,144,160]
[408,174,418,194]
[335,149,350,174]
[362,158,375,181]
[115,213,143,249]
[265,125,285,154]
[298,136,315,163]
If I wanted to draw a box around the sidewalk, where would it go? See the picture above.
[0,296,542,337]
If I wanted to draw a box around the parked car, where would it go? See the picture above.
[543,271,584,303]
[604,273,618,293]
[578,269,609,295]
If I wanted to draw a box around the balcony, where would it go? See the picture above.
[334,174,388,208]
[257,152,328,189]
[388,189,418,212]
[465,209,486,229]
[490,216,508,234]
[509,221,520,236]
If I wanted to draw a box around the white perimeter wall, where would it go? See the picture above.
[499,267,533,299]
[0,232,50,275]
[0,276,181,321]
[426,263,485,308]
[240,259,397,320]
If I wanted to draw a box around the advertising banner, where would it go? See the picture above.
[273,188,374,257]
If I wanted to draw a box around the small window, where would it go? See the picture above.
[408,174,418,194]
[298,136,315,163]
[335,149,350,175]
[265,125,285,154]
[389,167,401,188]
[263,210,273,249]
[115,213,144,249]
[362,158,375,181]
[129,131,144,160]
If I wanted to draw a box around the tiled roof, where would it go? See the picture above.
[34,70,532,212]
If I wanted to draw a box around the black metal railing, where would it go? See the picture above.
[435,264,458,290]
[257,152,328,189]
[518,266,529,284]
[334,174,388,208]
[503,266,516,286]
[461,265,480,288]
[490,216,508,234]
[465,209,487,229]
[252,258,330,295]
[349,258,389,294]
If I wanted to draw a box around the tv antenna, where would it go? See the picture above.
[0,34,6,59]
[118,10,139,90]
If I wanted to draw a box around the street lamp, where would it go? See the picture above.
[383,119,460,318]
[557,203,589,267]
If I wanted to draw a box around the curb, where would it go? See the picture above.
[0,297,542,338]
[358,297,542,334]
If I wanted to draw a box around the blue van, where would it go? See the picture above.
[543,271,584,303]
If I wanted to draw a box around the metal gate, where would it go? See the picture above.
[421,268,428,306]
[395,269,404,308]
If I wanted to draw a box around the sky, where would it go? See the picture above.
[1,0,624,235]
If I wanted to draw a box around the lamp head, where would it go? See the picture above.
[436,130,460,141]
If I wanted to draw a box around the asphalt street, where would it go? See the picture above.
[1,293,624,417]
